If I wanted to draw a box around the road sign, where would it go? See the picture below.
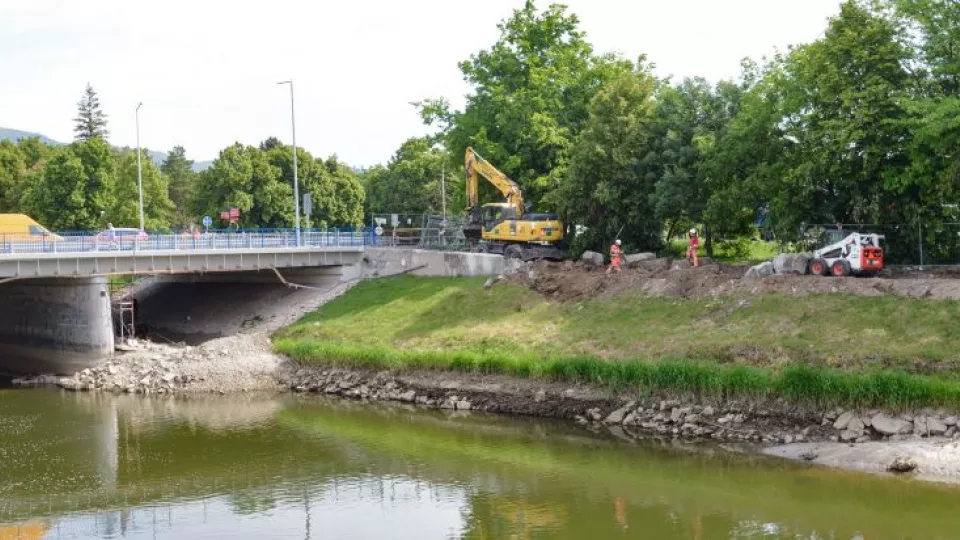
[303,193,312,219]
[375,226,384,236]
[202,216,212,228]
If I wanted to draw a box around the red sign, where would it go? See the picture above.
[229,207,240,218]
[220,211,229,220]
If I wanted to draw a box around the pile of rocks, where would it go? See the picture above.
[284,368,473,411]
[745,253,811,278]
[55,356,201,394]
[14,334,284,394]
[580,250,659,268]
[576,400,827,443]
[824,409,959,442]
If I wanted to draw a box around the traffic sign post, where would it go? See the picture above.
[202,215,212,232]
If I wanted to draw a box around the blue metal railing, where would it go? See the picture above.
[0,227,373,256]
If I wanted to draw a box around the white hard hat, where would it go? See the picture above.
[689,228,697,235]
[615,239,621,245]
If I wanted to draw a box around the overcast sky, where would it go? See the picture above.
[0,0,841,166]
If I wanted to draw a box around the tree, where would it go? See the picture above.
[263,141,366,227]
[560,62,661,253]
[650,77,747,255]
[192,143,288,229]
[74,84,109,141]
[364,137,450,216]
[758,1,912,238]
[20,148,89,230]
[161,146,197,228]
[0,140,25,212]
[113,149,174,230]
[23,138,119,230]
[418,1,630,211]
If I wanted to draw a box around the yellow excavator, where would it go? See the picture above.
[464,147,566,260]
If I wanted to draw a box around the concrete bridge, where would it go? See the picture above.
[0,230,506,374]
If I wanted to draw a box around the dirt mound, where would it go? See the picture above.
[511,259,960,301]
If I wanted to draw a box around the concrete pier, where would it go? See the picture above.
[0,277,114,374]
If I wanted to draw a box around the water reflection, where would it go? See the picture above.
[0,389,959,539]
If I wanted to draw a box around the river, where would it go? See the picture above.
[0,389,958,539]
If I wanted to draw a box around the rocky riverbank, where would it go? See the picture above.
[14,334,285,394]
[279,366,960,446]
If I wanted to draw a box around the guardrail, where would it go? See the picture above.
[0,228,372,256]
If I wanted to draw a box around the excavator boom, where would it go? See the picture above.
[465,147,525,216]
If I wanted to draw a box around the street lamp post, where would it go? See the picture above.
[277,80,301,247]
[135,102,145,232]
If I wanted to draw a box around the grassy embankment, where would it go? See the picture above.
[273,276,960,409]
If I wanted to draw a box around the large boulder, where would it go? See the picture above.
[744,261,775,279]
[636,257,672,273]
[624,252,656,266]
[871,413,913,436]
[773,253,810,275]
[581,250,605,267]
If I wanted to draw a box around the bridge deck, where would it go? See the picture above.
[0,246,364,279]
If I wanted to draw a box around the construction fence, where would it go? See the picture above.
[369,214,470,251]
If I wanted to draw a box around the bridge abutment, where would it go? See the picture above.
[0,277,114,374]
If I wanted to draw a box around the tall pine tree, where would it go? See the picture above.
[74,83,109,141]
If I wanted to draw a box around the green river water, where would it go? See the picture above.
[0,388,958,539]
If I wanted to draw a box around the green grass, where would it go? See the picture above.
[273,275,960,409]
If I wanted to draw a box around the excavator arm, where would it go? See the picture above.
[465,147,525,217]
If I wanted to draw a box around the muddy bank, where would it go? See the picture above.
[511,258,960,301]
[767,440,960,484]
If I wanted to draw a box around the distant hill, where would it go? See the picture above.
[0,127,60,146]
[0,126,212,171]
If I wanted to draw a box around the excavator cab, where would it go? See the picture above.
[482,203,516,231]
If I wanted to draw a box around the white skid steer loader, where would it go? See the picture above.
[809,231,884,277]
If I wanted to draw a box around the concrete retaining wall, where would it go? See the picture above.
[0,277,113,374]
[353,248,505,278]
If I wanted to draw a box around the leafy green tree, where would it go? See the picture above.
[762,1,912,237]
[0,140,25,212]
[364,137,449,216]
[893,0,960,96]
[418,1,630,211]
[74,83,109,141]
[161,146,197,228]
[701,65,789,245]
[193,143,289,228]
[561,61,661,253]
[264,142,366,227]
[20,148,89,230]
[23,138,119,230]
[112,149,174,230]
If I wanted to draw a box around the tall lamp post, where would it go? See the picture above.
[135,102,145,232]
[277,80,301,247]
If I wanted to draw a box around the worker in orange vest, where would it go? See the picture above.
[607,239,623,275]
[687,228,700,267]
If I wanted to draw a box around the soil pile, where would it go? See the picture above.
[510,258,960,301]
